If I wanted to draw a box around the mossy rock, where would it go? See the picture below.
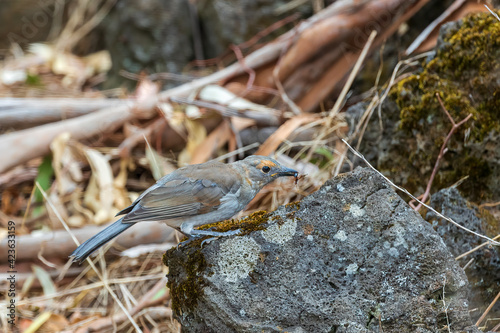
[361,11,500,203]
[163,210,275,316]
[395,12,500,139]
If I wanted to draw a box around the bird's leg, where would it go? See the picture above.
[176,236,201,249]
[181,223,242,238]
[177,223,242,249]
[189,228,242,237]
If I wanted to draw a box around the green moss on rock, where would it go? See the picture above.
[164,204,303,316]
[386,11,500,201]
[164,210,273,314]
[164,246,208,315]
[395,12,500,140]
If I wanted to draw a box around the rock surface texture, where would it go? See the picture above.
[165,167,480,333]
[427,188,500,326]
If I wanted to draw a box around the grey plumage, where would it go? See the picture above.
[70,218,132,263]
[70,155,297,263]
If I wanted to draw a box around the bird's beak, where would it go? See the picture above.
[277,167,298,178]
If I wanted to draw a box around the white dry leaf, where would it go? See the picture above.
[0,229,7,243]
[29,43,112,87]
[231,116,256,131]
[70,188,94,223]
[46,191,69,226]
[0,69,27,85]
[32,265,57,296]
[158,102,174,120]
[52,52,87,87]
[50,132,82,195]
[67,215,85,227]
[185,105,202,118]
[31,265,56,309]
[135,77,160,103]
[82,50,112,75]
[169,111,189,140]
[83,176,100,214]
[178,119,207,166]
[113,158,131,210]
[29,43,55,62]
[146,145,165,181]
[145,145,176,181]
[83,148,116,224]
[198,85,276,114]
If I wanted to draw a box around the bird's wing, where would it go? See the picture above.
[115,173,177,216]
[121,176,236,223]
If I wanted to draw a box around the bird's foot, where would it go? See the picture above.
[176,236,200,250]
[190,228,242,238]
[200,237,218,247]
[176,229,242,250]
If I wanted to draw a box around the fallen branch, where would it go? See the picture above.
[0,103,143,174]
[0,220,176,263]
[0,98,134,128]
[118,117,166,158]
[0,0,432,173]
[170,95,280,126]
[406,0,489,55]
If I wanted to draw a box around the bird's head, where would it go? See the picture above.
[238,155,298,189]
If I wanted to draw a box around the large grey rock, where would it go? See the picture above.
[165,167,479,332]
[197,0,312,59]
[92,0,193,89]
[427,188,500,327]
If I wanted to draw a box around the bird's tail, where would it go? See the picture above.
[70,218,133,264]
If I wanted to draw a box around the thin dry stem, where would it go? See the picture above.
[341,139,500,246]
[461,258,474,270]
[476,290,500,327]
[455,234,500,260]
[442,277,452,333]
[34,182,143,333]
[413,93,472,211]
[479,201,500,208]
[485,5,500,22]
[327,30,378,124]
[272,36,303,115]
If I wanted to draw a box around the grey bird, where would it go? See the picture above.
[70,155,298,263]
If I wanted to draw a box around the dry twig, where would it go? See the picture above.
[34,182,143,332]
[73,277,169,333]
[476,291,500,328]
[412,93,473,211]
[455,234,500,260]
[342,139,500,246]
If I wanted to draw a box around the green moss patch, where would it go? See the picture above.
[387,12,500,200]
[164,246,208,315]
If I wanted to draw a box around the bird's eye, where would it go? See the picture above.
[262,166,271,173]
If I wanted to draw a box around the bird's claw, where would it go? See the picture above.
[176,229,243,250]
[176,236,200,250]
[200,237,218,247]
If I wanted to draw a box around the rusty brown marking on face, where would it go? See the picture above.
[256,160,276,169]
[245,168,252,185]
